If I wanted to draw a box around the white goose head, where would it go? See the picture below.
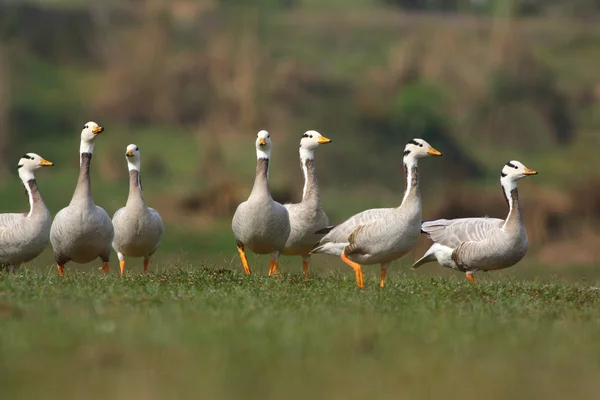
[17,153,53,182]
[299,130,331,160]
[80,121,104,154]
[403,138,442,166]
[125,144,141,171]
[255,130,272,159]
[500,160,537,193]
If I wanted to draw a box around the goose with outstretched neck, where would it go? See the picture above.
[232,130,291,276]
[50,121,114,276]
[0,153,53,271]
[312,138,442,288]
[281,130,332,276]
[412,160,537,281]
[112,144,164,276]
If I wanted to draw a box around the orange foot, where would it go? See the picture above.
[466,272,475,282]
[379,268,387,288]
[237,246,252,275]
[102,262,110,275]
[57,264,64,277]
[268,260,278,277]
[341,251,364,289]
[120,260,126,276]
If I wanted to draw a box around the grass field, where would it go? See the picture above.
[2,266,600,399]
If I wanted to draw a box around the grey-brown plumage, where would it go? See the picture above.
[412,160,538,281]
[282,130,332,276]
[231,130,291,275]
[312,138,442,288]
[112,144,164,275]
[0,153,54,270]
[50,122,114,276]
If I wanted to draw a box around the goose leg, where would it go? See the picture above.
[302,255,310,277]
[236,241,252,275]
[269,251,280,277]
[340,250,364,289]
[57,265,65,277]
[466,271,475,282]
[379,262,390,288]
[118,252,126,276]
[143,257,149,274]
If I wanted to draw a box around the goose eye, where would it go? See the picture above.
[514,165,518,169]
[267,134,270,138]
[419,144,423,147]
[309,135,313,138]
[135,147,139,151]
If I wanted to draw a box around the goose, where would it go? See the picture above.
[0,153,53,271]
[411,160,537,281]
[282,130,332,276]
[311,138,442,288]
[112,144,164,276]
[231,130,291,276]
[50,121,114,276]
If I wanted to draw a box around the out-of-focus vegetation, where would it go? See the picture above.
[0,0,599,270]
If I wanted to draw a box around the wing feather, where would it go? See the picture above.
[421,217,504,248]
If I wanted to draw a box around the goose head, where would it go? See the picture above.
[403,138,442,161]
[299,130,331,160]
[80,121,104,154]
[501,160,537,182]
[255,130,272,159]
[125,144,141,171]
[17,153,53,182]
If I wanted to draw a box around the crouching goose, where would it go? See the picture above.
[112,144,164,275]
[50,122,114,276]
[0,153,53,270]
[282,130,332,276]
[232,130,291,276]
[312,138,442,288]
[412,160,537,281]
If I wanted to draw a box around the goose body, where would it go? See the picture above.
[112,144,164,275]
[312,138,442,288]
[281,130,332,275]
[231,130,291,275]
[412,160,537,281]
[0,153,54,269]
[50,122,114,276]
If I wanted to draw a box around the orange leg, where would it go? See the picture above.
[269,252,280,277]
[302,256,310,277]
[340,251,364,289]
[120,260,126,276]
[143,258,149,273]
[466,272,475,282]
[237,246,252,275]
[380,269,387,288]
[102,262,110,275]
[57,264,64,277]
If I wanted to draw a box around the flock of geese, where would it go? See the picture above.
[232,130,537,288]
[1,122,163,276]
[0,122,538,288]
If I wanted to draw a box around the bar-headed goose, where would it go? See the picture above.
[312,138,441,288]
[232,130,291,276]
[0,153,53,270]
[112,144,164,275]
[50,122,114,276]
[282,130,331,276]
[412,160,537,281]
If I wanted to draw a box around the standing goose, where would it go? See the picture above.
[312,138,442,288]
[0,153,53,270]
[50,121,114,276]
[112,144,164,276]
[412,160,537,281]
[282,130,332,276]
[232,130,291,276]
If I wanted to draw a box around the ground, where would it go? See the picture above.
[1,265,600,399]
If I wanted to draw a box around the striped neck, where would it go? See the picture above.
[501,178,522,230]
[401,156,419,205]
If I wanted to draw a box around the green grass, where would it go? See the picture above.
[2,267,600,399]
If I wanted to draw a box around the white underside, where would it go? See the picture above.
[415,243,457,270]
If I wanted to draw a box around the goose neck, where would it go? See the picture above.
[501,178,522,230]
[21,179,45,217]
[401,156,420,206]
[300,149,319,203]
[126,169,145,207]
[249,156,271,199]
[71,152,94,206]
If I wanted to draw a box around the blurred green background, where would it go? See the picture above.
[1,0,599,277]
